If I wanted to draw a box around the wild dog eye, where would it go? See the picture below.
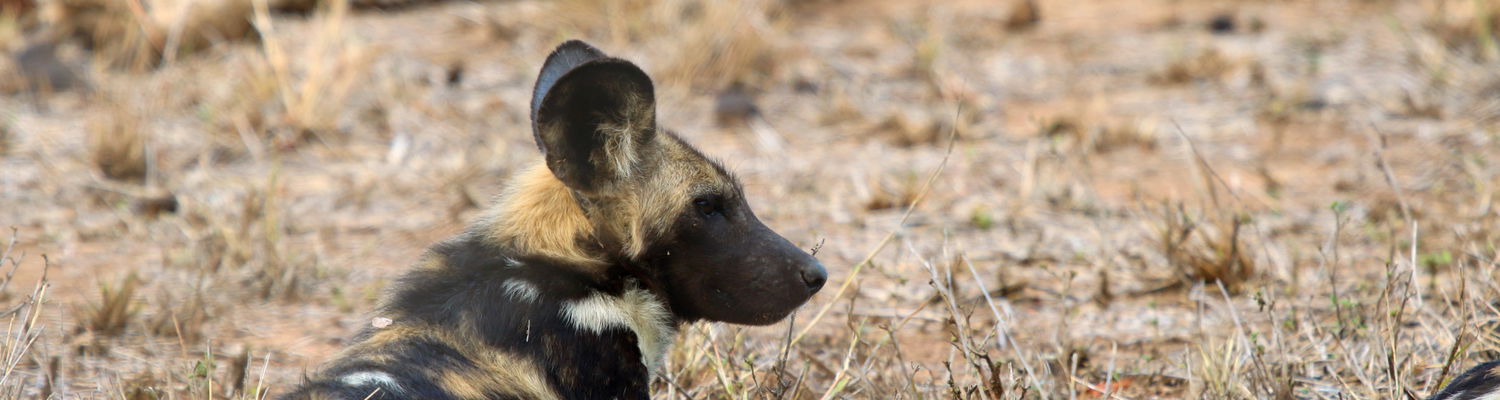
[693,197,721,217]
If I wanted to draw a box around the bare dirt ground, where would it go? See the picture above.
[2,0,1500,398]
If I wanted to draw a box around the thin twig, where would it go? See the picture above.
[790,106,960,347]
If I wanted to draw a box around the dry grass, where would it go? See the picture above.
[0,231,49,399]
[1155,204,1256,292]
[226,0,379,150]
[1155,47,1237,86]
[554,0,784,90]
[0,118,10,155]
[1042,116,1159,154]
[1004,0,1040,32]
[1426,0,1500,61]
[83,273,140,337]
[86,100,149,182]
[38,0,260,70]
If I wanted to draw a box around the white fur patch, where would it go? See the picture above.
[502,279,541,303]
[504,257,523,268]
[340,371,401,393]
[560,284,676,375]
[370,317,392,328]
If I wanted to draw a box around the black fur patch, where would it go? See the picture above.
[282,235,659,400]
[1429,361,1500,400]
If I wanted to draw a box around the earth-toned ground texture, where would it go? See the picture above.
[3,0,1500,398]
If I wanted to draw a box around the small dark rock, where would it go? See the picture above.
[131,193,179,218]
[713,82,759,127]
[1208,13,1236,34]
[446,62,464,87]
[15,40,86,93]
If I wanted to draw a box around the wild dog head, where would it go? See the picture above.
[526,40,825,325]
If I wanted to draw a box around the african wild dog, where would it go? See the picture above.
[1428,361,1500,400]
[281,40,828,400]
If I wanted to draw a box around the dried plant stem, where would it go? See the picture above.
[791,110,958,347]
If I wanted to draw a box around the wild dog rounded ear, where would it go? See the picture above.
[530,40,658,194]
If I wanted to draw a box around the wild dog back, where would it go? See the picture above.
[281,40,826,400]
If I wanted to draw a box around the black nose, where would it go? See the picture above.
[801,261,827,293]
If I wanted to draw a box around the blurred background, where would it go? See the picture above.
[2,0,1499,398]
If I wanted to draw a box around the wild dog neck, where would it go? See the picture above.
[472,162,681,365]
[477,163,612,269]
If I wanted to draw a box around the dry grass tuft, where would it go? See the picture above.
[120,371,166,400]
[0,231,48,398]
[87,102,149,182]
[1004,0,1040,32]
[41,0,258,70]
[863,171,922,211]
[870,109,956,147]
[1426,0,1500,62]
[228,0,380,150]
[0,119,11,155]
[1155,48,1235,86]
[84,274,140,336]
[554,0,785,90]
[149,291,207,343]
[1155,204,1256,291]
[817,88,863,126]
[1087,121,1158,153]
[551,0,656,43]
[1043,116,1158,154]
[659,0,784,90]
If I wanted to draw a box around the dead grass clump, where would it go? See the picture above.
[40,0,156,70]
[227,0,380,150]
[864,171,921,211]
[1088,122,1158,153]
[448,10,519,46]
[1004,0,1040,32]
[1155,204,1256,291]
[87,102,149,182]
[238,175,321,301]
[41,0,257,70]
[148,292,207,343]
[817,88,863,126]
[554,0,786,89]
[84,274,140,336]
[0,0,35,22]
[870,110,956,147]
[1043,116,1158,154]
[0,232,48,397]
[551,0,656,43]
[554,0,788,92]
[1426,0,1500,62]
[0,119,11,155]
[660,0,784,90]
[120,372,166,400]
[1154,48,1235,86]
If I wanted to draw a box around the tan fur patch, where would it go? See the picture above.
[478,164,605,268]
[428,330,560,400]
[333,323,560,400]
